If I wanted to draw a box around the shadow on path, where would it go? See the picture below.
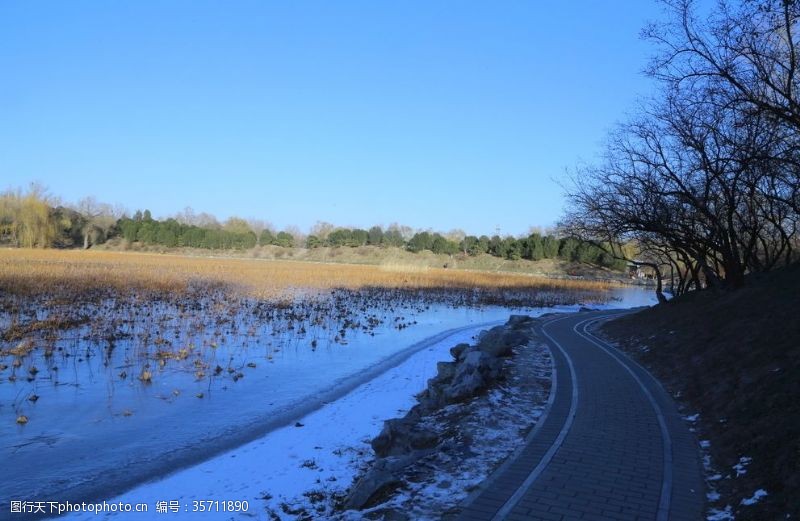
[456,309,705,521]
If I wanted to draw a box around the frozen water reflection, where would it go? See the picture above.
[0,285,655,509]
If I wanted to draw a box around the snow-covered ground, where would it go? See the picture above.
[342,336,553,520]
[64,324,494,520]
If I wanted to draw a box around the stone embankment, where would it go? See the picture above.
[344,315,536,510]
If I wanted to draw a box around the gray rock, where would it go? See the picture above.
[343,460,403,510]
[417,383,444,412]
[371,418,402,457]
[371,509,411,521]
[476,326,527,358]
[348,316,539,512]
[344,451,435,510]
[371,418,439,458]
[436,361,457,381]
[444,350,490,402]
[507,314,533,326]
[449,342,470,361]
[415,389,433,411]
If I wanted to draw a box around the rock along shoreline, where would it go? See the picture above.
[341,314,549,518]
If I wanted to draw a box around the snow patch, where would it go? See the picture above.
[733,456,752,477]
[341,339,553,519]
[699,428,729,520]
[740,489,767,506]
[707,505,734,520]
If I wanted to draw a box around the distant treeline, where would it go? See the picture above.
[0,187,624,270]
[118,211,265,250]
[116,214,623,268]
[314,227,622,268]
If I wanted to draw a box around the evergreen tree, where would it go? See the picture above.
[542,235,560,258]
[407,232,433,253]
[488,235,504,257]
[367,226,384,246]
[306,235,322,248]
[461,235,479,255]
[503,237,521,260]
[477,235,490,254]
[382,228,405,247]
[328,229,352,247]
[351,228,369,246]
[431,234,459,255]
[275,231,294,248]
[259,229,275,246]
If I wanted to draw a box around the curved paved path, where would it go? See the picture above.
[456,310,704,521]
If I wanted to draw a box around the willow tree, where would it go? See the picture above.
[0,185,60,248]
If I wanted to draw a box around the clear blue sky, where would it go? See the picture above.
[0,1,664,237]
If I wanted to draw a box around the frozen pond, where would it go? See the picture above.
[607,284,661,307]
[63,322,502,521]
[0,285,655,514]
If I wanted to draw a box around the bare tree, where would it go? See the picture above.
[562,0,800,297]
[284,225,306,246]
[173,206,197,226]
[222,217,253,234]
[563,83,797,294]
[445,228,467,243]
[647,0,800,129]
[195,212,221,229]
[309,221,336,242]
[75,196,116,249]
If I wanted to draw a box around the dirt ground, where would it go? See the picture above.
[600,263,800,520]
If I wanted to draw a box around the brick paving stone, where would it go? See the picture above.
[454,310,705,520]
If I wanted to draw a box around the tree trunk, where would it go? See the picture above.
[637,261,668,304]
[669,264,675,295]
[702,264,720,289]
[653,265,668,304]
[723,261,745,288]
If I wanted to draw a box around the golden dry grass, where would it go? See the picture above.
[0,248,611,300]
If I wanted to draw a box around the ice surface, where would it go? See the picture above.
[62,324,492,520]
[2,285,654,515]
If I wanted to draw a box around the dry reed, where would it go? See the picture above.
[0,248,611,300]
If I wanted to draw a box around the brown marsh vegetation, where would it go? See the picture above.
[0,248,610,300]
[0,248,612,425]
